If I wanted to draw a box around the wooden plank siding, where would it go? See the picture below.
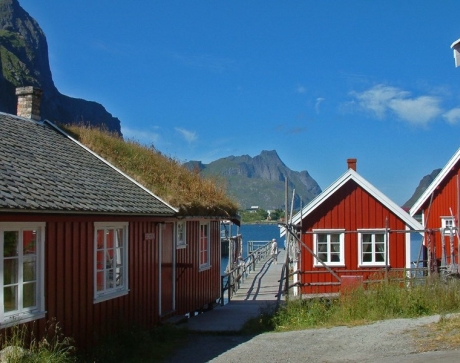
[175,220,221,315]
[299,180,408,294]
[0,214,223,347]
[0,214,169,347]
[420,166,460,267]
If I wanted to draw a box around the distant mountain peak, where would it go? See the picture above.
[184,150,321,210]
[403,168,441,209]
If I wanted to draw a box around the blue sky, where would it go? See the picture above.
[19,1,460,205]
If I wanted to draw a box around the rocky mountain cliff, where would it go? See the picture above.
[403,168,441,209]
[185,150,322,210]
[0,0,121,133]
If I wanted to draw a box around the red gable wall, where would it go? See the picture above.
[299,180,408,294]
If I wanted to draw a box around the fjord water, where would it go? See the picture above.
[221,223,280,274]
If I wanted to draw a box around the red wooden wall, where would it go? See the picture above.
[299,180,408,294]
[420,165,460,267]
[175,220,221,315]
[0,214,223,347]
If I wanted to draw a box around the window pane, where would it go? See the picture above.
[362,234,372,243]
[115,248,123,266]
[96,230,104,250]
[331,242,340,252]
[4,231,18,257]
[96,271,104,291]
[363,253,372,262]
[362,242,372,253]
[23,282,36,308]
[22,230,37,255]
[4,286,18,312]
[106,229,114,249]
[317,253,327,262]
[330,234,340,243]
[116,228,123,248]
[106,248,114,267]
[375,234,385,243]
[330,253,340,262]
[4,259,18,285]
[107,268,115,288]
[376,242,385,253]
[96,251,104,270]
[23,259,36,282]
[115,268,123,287]
[317,242,327,252]
[375,252,385,262]
[317,234,327,243]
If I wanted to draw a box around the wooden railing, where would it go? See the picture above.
[220,240,271,305]
[278,265,431,295]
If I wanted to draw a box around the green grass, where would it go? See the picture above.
[243,276,460,333]
[62,125,239,217]
[0,321,76,363]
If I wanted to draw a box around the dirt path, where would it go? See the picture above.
[163,315,458,363]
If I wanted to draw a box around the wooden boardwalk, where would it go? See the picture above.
[186,250,286,332]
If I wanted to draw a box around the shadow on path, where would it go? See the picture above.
[163,333,256,363]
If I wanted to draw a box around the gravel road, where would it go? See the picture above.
[164,315,459,363]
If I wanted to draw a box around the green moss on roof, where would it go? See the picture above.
[63,125,240,218]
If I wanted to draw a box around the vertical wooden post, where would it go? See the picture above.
[284,177,290,298]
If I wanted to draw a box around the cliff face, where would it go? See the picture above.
[0,0,121,134]
[185,150,322,210]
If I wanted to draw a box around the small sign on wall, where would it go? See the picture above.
[144,232,155,241]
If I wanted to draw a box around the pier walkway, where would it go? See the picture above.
[186,249,286,332]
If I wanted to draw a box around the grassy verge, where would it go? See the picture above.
[412,313,460,352]
[243,276,460,334]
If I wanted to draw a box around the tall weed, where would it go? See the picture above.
[0,321,75,362]
[271,276,460,332]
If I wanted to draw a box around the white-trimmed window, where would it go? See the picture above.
[0,222,46,325]
[441,216,456,236]
[199,222,210,270]
[313,230,345,266]
[94,222,129,303]
[176,221,186,248]
[358,230,387,266]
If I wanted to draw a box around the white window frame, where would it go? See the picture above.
[313,229,345,267]
[94,222,129,303]
[176,220,186,249]
[0,222,46,326]
[358,229,388,267]
[199,222,211,271]
[441,216,456,236]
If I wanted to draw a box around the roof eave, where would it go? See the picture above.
[281,169,423,237]
[409,146,460,216]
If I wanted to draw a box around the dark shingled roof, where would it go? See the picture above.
[0,112,177,216]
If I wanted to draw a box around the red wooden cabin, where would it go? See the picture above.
[410,147,460,274]
[0,87,228,347]
[283,159,423,295]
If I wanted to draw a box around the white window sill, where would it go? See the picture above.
[199,265,211,272]
[94,289,129,304]
[176,244,187,250]
[1,311,46,328]
[358,263,387,268]
[313,263,345,268]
